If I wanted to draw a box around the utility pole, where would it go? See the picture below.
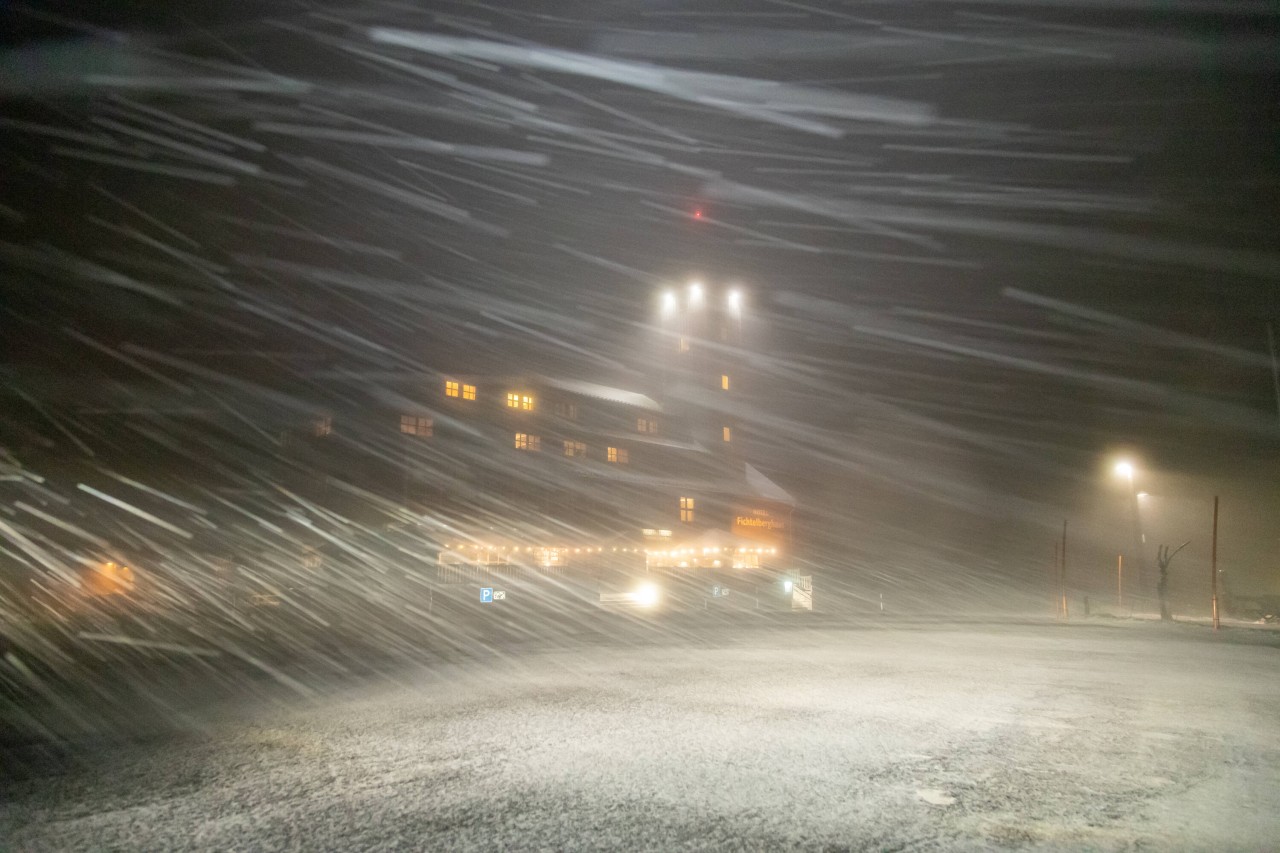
[1052,541,1060,618]
[1117,554,1123,612]
[1211,495,1220,631]
[1267,323,1280,427]
[1060,520,1069,620]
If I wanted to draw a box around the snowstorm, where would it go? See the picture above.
[2,1,1278,850]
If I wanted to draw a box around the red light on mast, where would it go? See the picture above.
[693,209,703,219]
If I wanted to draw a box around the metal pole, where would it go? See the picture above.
[1052,541,1060,618]
[1267,323,1280,427]
[1211,495,1220,631]
[1117,554,1123,612]
[1060,520,1069,620]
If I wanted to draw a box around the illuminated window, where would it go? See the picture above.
[401,415,433,436]
[313,416,332,437]
[721,374,730,391]
[507,392,534,411]
[678,337,690,353]
[554,401,578,419]
[722,426,732,442]
[515,432,540,451]
[445,380,459,398]
[564,440,586,457]
[636,417,657,434]
[462,384,476,400]
[679,496,695,523]
[607,446,628,464]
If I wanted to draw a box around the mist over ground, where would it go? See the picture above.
[1,2,1278,849]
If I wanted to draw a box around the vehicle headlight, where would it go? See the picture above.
[632,582,660,608]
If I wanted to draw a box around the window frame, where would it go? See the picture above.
[400,414,433,436]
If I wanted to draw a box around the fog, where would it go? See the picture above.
[2,2,1278,849]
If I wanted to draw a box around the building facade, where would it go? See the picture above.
[285,286,809,612]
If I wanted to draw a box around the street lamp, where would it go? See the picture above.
[727,289,742,317]
[688,281,704,309]
[1112,457,1147,604]
[661,290,677,317]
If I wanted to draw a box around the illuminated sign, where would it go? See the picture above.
[733,515,783,530]
[732,507,786,547]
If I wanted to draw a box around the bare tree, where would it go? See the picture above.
[1155,541,1190,622]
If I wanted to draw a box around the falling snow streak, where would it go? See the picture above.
[0,3,1277,782]
[367,28,936,131]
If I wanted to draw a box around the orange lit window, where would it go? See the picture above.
[507,392,534,411]
[401,415,433,436]
[721,374,730,390]
[722,426,732,442]
[564,440,586,457]
[462,384,476,400]
[445,380,459,398]
[515,432,540,451]
[636,417,657,434]
[679,496,694,523]
[607,446,628,464]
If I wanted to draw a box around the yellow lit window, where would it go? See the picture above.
[721,374,730,390]
[637,417,656,434]
[313,416,332,437]
[462,384,476,401]
[723,426,732,442]
[607,446,628,464]
[515,432,540,451]
[679,496,695,523]
[401,415,433,436]
[445,380,459,398]
[678,336,690,353]
[507,392,534,411]
[564,440,586,457]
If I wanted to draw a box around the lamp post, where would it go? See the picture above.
[1113,459,1148,606]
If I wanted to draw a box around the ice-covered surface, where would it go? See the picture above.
[3,621,1278,851]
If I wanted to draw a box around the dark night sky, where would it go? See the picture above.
[2,1,1278,603]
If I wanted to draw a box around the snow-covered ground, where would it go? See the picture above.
[3,621,1278,851]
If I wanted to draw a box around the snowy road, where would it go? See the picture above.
[3,622,1279,851]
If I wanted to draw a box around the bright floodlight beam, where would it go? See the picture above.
[1114,460,1135,481]
[688,281,704,308]
[661,290,677,317]
[633,582,660,608]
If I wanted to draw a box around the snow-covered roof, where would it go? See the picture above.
[745,463,795,506]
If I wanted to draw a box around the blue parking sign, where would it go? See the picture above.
[480,587,493,603]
